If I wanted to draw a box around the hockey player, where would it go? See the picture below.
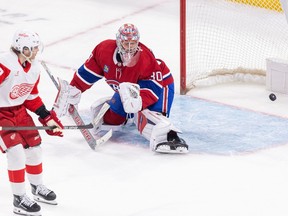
[0,29,64,216]
[55,23,188,153]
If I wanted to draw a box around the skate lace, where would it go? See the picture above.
[20,194,35,207]
[36,184,51,196]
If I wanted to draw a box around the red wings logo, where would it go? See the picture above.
[10,83,34,99]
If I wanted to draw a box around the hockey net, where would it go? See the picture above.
[181,0,288,94]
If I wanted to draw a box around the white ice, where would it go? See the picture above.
[1,0,288,216]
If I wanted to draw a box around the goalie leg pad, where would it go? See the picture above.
[90,97,111,134]
[135,110,188,153]
[91,97,127,135]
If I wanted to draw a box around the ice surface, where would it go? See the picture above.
[1,0,288,216]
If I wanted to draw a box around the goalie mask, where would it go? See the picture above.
[116,23,140,65]
[11,29,43,61]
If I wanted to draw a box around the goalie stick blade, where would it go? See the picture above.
[0,124,94,131]
[68,104,112,150]
[95,129,113,146]
[68,105,99,150]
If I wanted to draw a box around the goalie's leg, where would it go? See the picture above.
[135,110,188,154]
[90,96,124,134]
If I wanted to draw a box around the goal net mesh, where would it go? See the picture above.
[185,0,288,90]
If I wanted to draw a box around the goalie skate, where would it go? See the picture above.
[155,138,188,154]
[155,130,188,154]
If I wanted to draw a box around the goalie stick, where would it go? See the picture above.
[41,61,112,150]
[0,123,93,131]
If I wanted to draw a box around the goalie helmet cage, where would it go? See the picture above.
[180,0,288,95]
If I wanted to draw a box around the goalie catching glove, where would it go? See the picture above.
[119,82,142,113]
[53,78,82,118]
[38,110,64,137]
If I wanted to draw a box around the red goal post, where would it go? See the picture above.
[180,0,288,95]
[180,0,186,95]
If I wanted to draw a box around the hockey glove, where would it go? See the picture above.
[39,110,64,137]
[53,78,82,118]
[119,82,142,113]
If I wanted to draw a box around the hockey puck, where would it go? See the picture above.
[269,93,276,101]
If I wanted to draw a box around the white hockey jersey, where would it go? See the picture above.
[0,51,42,110]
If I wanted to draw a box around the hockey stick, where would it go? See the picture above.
[41,61,112,150]
[0,123,93,131]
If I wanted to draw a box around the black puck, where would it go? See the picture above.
[269,93,276,101]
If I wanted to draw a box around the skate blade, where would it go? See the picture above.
[155,145,189,154]
[33,195,57,205]
[13,207,42,216]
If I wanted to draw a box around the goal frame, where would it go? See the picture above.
[180,0,186,95]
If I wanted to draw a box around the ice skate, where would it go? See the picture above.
[13,194,41,216]
[155,131,189,154]
[31,184,57,205]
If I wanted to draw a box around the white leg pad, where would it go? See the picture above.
[135,109,181,151]
[90,96,112,134]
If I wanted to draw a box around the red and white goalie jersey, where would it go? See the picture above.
[70,40,174,110]
[0,51,44,111]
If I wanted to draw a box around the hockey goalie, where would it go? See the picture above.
[54,23,188,154]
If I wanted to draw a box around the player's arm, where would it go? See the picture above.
[70,46,104,92]
[23,77,44,112]
[138,59,164,109]
[156,58,174,86]
[54,46,104,117]
[23,76,64,136]
[139,78,162,109]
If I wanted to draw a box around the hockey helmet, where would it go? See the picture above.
[116,23,140,57]
[12,29,42,54]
